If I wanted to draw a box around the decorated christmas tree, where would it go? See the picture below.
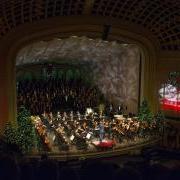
[138,100,153,123]
[3,122,18,147]
[2,122,22,155]
[16,106,37,153]
[3,106,37,154]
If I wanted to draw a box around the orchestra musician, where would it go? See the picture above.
[75,125,85,138]
[98,120,105,142]
[31,108,157,152]
[57,111,61,120]
[62,112,68,121]
[69,111,74,121]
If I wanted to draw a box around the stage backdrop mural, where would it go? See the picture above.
[16,36,141,113]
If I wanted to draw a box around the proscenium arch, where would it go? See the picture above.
[0,16,158,131]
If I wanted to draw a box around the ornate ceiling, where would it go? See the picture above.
[0,0,179,51]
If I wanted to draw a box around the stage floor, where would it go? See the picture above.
[31,133,160,157]
[40,127,159,153]
[27,137,161,161]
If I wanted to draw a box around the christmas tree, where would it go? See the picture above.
[3,122,18,146]
[138,100,153,123]
[16,106,37,153]
[3,106,37,154]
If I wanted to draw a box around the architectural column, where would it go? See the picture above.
[0,47,16,133]
[83,0,95,14]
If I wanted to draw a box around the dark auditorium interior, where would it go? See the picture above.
[0,0,180,180]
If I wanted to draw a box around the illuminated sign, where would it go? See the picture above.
[159,72,180,112]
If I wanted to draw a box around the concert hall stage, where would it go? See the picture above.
[25,112,161,161]
[14,37,162,160]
